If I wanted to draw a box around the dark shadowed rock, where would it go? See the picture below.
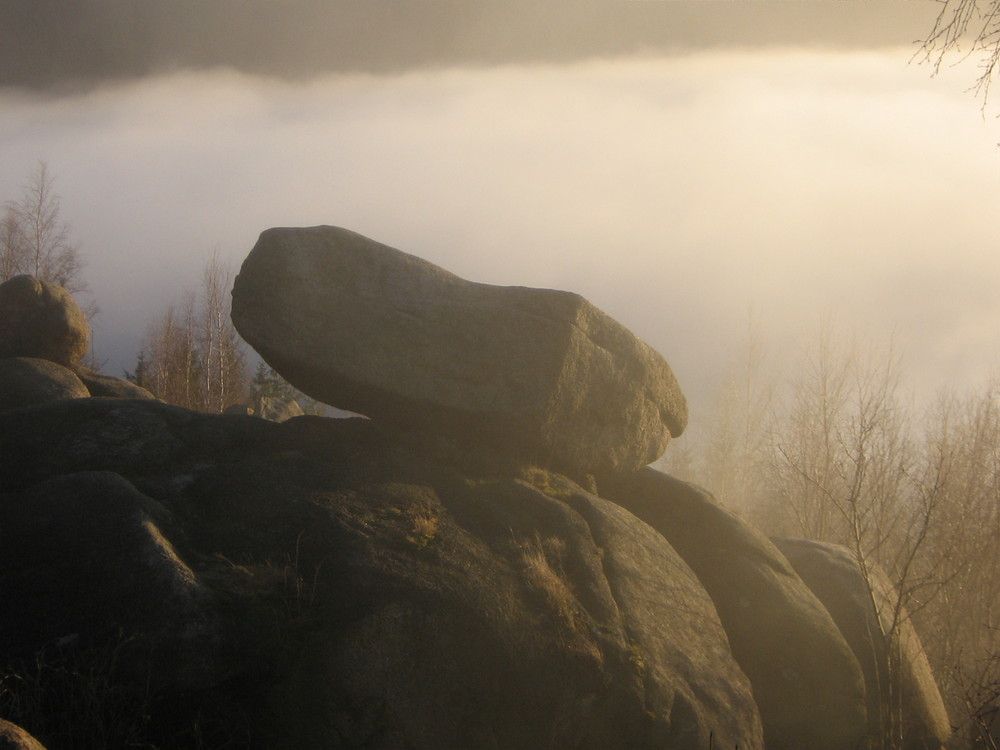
[0,401,762,750]
[598,468,869,750]
[0,719,46,750]
[0,471,227,689]
[0,357,90,412]
[0,398,277,491]
[71,365,156,400]
[774,537,951,750]
[264,470,763,750]
[231,225,687,476]
[0,276,89,366]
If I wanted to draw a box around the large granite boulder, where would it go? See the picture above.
[231,226,687,477]
[271,472,762,750]
[0,399,761,750]
[774,538,951,750]
[0,275,89,367]
[0,357,90,412]
[598,468,869,750]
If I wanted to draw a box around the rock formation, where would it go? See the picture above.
[0,399,763,750]
[0,245,952,749]
[0,275,154,413]
[231,225,687,477]
[0,719,46,750]
[0,357,90,411]
[70,364,156,400]
[0,275,89,367]
[598,469,869,750]
[774,538,952,750]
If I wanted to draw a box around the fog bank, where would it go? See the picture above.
[1,49,997,422]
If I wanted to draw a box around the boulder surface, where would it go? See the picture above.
[0,719,46,750]
[0,471,226,690]
[0,275,89,366]
[598,468,869,750]
[231,225,687,476]
[0,399,760,750]
[774,537,951,750]
[0,357,90,412]
[71,365,156,400]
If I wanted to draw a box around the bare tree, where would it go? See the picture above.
[135,253,247,412]
[140,294,202,410]
[199,251,246,412]
[674,314,1000,745]
[3,162,87,294]
[696,311,776,520]
[907,385,1000,746]
[766,333,955,750]
[920,0,1000,105]
[0,206,28,281]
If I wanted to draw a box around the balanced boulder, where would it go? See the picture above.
[231,226,687,476]
[0,275,90,367]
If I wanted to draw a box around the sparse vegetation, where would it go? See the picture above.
[519,466,575,499]
[518,534,577,625]
[0,634,154,750]
[407,513,440,548]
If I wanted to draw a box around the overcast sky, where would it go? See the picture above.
[1,1,998,428]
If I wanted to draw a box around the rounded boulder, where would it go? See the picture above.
[0,357,90,412]
[0,275,90,367]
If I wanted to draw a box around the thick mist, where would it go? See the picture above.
[1,48,998,424]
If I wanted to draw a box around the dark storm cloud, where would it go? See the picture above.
[0,0,939,89]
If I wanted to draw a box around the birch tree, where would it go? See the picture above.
[2,162,87,294]
[199,252,246,413]
[134,254,247,412]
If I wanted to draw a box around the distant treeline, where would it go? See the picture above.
[1,0,933,89]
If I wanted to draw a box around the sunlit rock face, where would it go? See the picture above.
[0,718,47,750]
[0,275,89,367]
[0,276,153,410]
[774,538,952,750]
[231,225,687,477]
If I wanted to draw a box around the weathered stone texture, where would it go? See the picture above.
[231,226,687,476]
[0,357,90,412]
[598,468,869,750]
[774,537,951,750]
[0,275,89,366]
